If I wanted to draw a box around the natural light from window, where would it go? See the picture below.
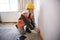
[0,0,18,12]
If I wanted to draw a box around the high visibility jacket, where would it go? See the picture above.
[20,14,35,30]
[16,19,25,28]
[16,13,35,29]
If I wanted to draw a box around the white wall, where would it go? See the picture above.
[0,12,21,22]
[41,0,59,40]
[34,0,59,40]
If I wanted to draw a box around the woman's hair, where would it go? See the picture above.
[27,8,30,10]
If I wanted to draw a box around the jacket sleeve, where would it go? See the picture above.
[30,17,35,29]
[21,15,31,27]
[16,18,25,28]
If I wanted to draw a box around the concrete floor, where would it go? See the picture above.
[0,23,39,40]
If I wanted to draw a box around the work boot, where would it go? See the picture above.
[26,27,31,33]
[17,35,26,40]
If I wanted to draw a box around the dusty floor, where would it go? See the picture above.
[0,23,40,40]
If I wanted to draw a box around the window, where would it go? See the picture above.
[0,0,18,12]
[0,0,33,12]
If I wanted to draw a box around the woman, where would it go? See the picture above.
[16,3,35,33]
[16,3,40,40]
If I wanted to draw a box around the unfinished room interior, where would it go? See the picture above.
[0,0,60,40]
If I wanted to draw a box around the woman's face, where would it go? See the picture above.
[29,9,34,14]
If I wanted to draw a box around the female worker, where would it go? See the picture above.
[16,3,40,40]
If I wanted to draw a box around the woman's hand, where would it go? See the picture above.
[34,28,40,33]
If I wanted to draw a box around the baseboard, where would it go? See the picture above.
[38,32,43,40]
[0,21,2,23]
